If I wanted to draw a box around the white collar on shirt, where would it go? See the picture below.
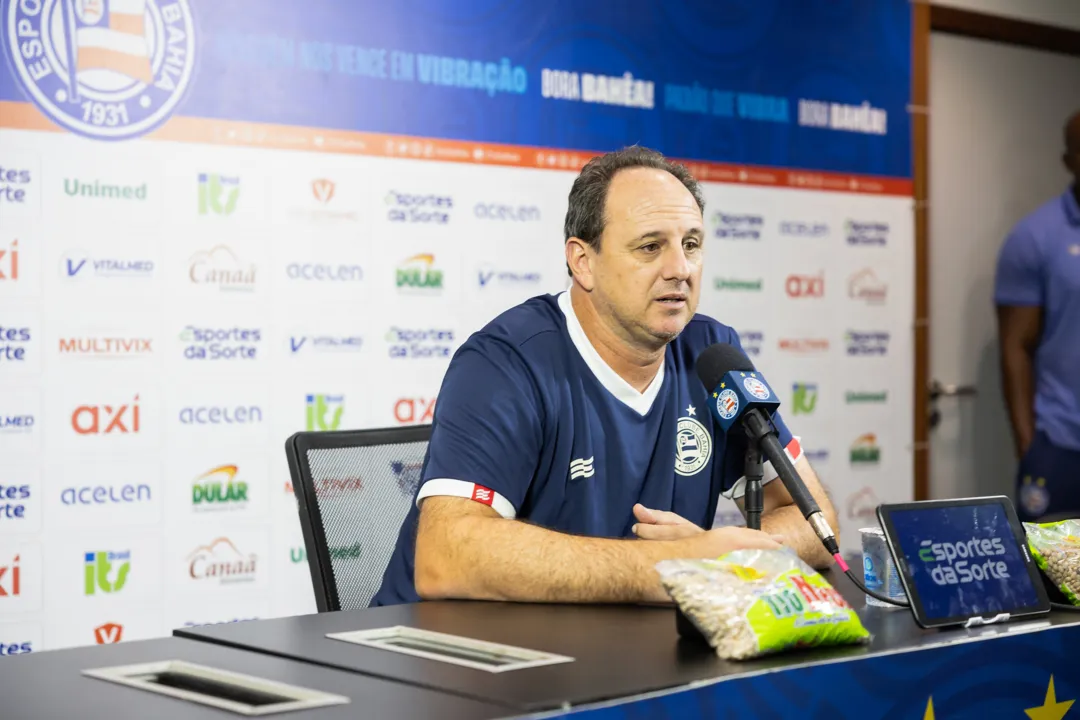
[557,291,665,417]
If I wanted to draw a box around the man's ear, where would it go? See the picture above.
[565,237,595,291]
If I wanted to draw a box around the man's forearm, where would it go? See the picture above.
[415,511,683,603]
[1001,347,1036,457]
[760,504,834,569]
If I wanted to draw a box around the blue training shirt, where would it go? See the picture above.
[371,292,802,607]
[994,188,1080,452]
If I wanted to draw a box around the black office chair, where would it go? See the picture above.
[285,425,431,612]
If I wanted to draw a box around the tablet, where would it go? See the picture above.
[876,496,1050,629]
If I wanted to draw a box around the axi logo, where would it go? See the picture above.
[0,326,30,362]
[0,239,18,281]
[59,337,153,358]
[188,246,256,292]
[198,174,240,216]
[385,190,453,224]
[848,268,887,304]
[394,397,436,424]
[791,383,818,415]
[785,272,824,298]
[193,465,248,511]
[85,550,130,596]
[187,538,258,585]
[94,623,123,645]
[306,394,344,431]
[71,395,141,435]
[312,179,335,204]
[397,254,443,293]
[0,554,20,597]
[711,211,763,240]
[0,483,31,520]
[850,434,881,465]
[0,167,31,204]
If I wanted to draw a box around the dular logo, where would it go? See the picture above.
[397,254,443,293]
[187,538,257,585]
[850,434,881,465]
[188,246,256,292]
[71,395,141,435]
[4,0,196,141]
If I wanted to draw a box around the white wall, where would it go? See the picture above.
[932,0,1080,31]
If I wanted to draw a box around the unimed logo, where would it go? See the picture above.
[394,397,436,424]
[71,395,141,435]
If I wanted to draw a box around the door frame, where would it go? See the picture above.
[912,3,1080,499]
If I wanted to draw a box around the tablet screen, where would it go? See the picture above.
[886,501,1042,622]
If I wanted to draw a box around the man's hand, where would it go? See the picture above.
[631,503,786,545]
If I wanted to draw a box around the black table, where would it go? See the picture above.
[175,570,1080,713]
[0,636,511,719]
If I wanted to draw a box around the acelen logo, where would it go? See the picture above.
[58,337,153,358]
[71,395,141,435]
[187,538,257,585]
[0,238,18,281]
[61,484,151,506]
[473,202,540,222]
[94,623,123,645]
[394,397,436,424]
[192,465,249,512]
[785,272,824,298]
[179,405,263,425]
[286,262,362,282]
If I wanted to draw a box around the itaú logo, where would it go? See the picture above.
[71,395,141,435]
[785,272,824,298]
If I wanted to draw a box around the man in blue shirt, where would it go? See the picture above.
[373,146,838,607]
[995,110,1080,522]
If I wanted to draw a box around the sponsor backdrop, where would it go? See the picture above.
[0,0,912,653]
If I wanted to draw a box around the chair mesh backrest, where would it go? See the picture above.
[303,438,428,610]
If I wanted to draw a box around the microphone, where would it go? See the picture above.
[695,343,840,557]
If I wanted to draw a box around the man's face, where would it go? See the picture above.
[588,167,704,349]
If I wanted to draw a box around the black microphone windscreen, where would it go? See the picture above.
[695,343,756,391]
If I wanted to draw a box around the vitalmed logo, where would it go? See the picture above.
[473,202,540,222]
[791,383,818,415]
[63,177,147,201]
[477,266,541,289]
[94,623,123,645]
[846,221,889,246]
[714,277,762,291]
[785,272,824,298]
[394,397,436,424]
[58,337,152,358]
[711,211,763,240]
[0,167,31,204]
[397,254,443,293]
[85,550,130,596]
[187,538,257,585]
[848,268,887,304]
[385,190,453,224]
[0,412,34,434]
[804,448,830,464]
[850,433,881,465]
[778,337,829,354]
[0,239,18,281]
[62,251,154,280]
[0,484,30,521]
[306,394,344,431]
[288,335,363,354]
[198,174,240,216]
[188,246,256,292]
[739,331,764,356]
[192,465,248,512]
[71,395,141,435]
[180,405,263,425]
[846,331,889,356]
[0,326,30,362]
[61,483,151,506]
[387,327,455,359]
[180,327,261,361]
[286,262,362,282]
[779,220,828,238]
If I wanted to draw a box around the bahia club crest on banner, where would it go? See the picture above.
[4,0,194,140]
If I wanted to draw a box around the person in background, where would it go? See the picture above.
[995,109,1080,522]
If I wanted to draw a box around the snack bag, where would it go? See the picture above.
[1024,519,1080,605]
[657,548,870,660]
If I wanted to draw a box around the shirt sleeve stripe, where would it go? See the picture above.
[416,478,517,519]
